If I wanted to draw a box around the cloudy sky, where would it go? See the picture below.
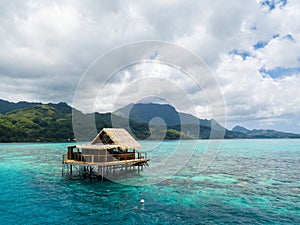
[1,0,300,133]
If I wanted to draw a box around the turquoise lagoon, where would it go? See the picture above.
[0,139,299,224]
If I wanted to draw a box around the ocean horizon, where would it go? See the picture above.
[0,139,299,224]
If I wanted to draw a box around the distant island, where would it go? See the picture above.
[0,99,299,142]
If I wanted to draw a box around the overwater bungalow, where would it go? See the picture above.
[62,128,149,179]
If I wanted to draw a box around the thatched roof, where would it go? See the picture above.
[90,128,142,150]
[76,144,120,150]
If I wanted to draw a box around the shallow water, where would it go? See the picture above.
[0,140,299,224]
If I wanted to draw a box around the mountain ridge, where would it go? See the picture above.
[114,103,214,128]
[113,103,300,139]
[232,125,300,138]
[0,99,299,142]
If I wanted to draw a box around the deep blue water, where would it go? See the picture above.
[0,139,299,224]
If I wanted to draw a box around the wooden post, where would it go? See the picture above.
[61,155,64,176]
[98,166,101,177]
[83,166,87,178]
[67,146,75,160]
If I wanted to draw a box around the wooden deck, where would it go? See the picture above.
[62,157,149,179]
[63,158,149,167]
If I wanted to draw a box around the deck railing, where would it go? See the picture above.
[65,151,147,164]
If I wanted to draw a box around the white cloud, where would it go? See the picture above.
[0,0,299,132]
[216,48,300,132]
[255,35,300,69]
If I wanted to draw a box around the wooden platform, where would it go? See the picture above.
[62,157,149,179]
[63,158,149,167]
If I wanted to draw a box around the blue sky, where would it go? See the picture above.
[0,0,299,133]
[259,0,287,11]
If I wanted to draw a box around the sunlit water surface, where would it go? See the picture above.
[0,139,299,224]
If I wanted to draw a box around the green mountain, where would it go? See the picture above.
[114,103,238,139]
[232,125,250,134]
[0,100,189,142]
[0,102,73,142]
[0,99,299,142]
[114,103,212,127]
[232,125,300,138]
[114,103,300,139]
[0,99,41,114]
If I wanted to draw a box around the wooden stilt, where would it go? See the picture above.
[61,163,64,177]
[89,166,92,179]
